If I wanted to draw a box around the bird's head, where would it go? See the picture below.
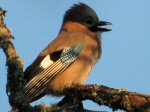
[63,3,112,32]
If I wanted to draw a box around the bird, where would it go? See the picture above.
[23,3,112,102]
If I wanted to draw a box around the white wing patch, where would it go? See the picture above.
[40,55,54,69]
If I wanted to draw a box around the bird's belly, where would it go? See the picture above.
[47,58,92,96]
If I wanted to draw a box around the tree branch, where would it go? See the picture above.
[1,7,150,112]
[58,84,150,112]
[0,7,32,112]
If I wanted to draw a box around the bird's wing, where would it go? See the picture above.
[24,32,85,80]
[24,44,84,102]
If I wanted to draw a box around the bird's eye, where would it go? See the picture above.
[85,16,93,25]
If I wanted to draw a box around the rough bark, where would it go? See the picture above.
[1,7,150,112]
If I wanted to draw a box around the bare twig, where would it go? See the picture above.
[0,7,31,112]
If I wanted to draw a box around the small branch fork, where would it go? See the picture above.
[1,7,150,112]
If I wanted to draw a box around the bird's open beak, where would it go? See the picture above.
[97,21,112,32]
